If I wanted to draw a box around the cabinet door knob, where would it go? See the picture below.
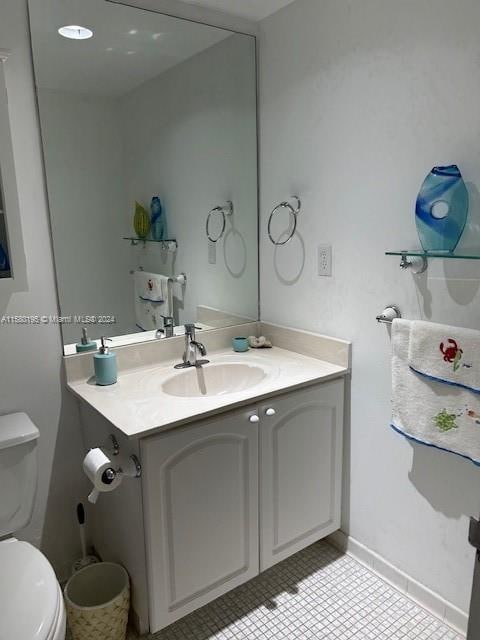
[249,414,260,423]
[265,408,276,416]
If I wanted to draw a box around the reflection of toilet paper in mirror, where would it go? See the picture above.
[83,448,122,503]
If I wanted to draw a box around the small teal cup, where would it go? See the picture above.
[232,337,249,352]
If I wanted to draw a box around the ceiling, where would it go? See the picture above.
[29,0,231,97]
[181,0,297,21]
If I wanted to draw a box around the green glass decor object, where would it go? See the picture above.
[133,201,150,239]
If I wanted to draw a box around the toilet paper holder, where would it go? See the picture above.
[86,454,142,504]
[101,454,142,484]
[84,435,142,504]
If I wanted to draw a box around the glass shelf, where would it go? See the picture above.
[123,236,177,250]
[386,250,480,260]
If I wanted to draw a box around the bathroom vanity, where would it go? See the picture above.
[143,379,344,631]
[65,323,350,634]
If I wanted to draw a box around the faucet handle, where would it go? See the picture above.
[191,340,207,357]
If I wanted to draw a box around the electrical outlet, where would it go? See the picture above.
[208,239,216,264]
[318,244,332,277]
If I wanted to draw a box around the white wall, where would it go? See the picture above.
[0,0,87,579]
[121,33,258,326]
[38,90,136,343]
[259,0,480,613]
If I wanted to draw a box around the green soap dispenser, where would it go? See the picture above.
[76,328,97,353]
[94,337,117,386]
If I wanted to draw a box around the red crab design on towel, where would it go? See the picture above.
[440,338,462,363]
[440,338,463,371]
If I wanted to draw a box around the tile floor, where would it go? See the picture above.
[127,540,464,640]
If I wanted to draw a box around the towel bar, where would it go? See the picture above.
[129,269,186,285]
[376,305,401,324]
[168,273,187,285]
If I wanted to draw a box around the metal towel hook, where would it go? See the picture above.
[267,196,301,246]
[206,201,233,243]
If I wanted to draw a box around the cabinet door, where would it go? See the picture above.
[260,379,344,570]
[142,407,259,633]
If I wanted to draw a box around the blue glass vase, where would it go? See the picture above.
[150,196,167,241]
[415,165,468,253]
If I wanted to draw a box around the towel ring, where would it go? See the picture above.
[267,196,301,246]
[206,201,233,243]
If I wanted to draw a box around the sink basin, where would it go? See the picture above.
[162,362,267,397]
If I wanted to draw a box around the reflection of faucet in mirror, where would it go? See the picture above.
[156,315,174,339]
[175,324,209,369]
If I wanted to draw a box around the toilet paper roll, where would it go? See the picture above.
[83,448,122,494]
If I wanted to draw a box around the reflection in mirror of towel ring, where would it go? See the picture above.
[267,196,301,246]
[206,201,233,243]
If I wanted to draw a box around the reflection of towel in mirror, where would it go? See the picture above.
[133,271,172,331]
[391,319,480,466]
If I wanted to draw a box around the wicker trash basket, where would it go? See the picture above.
[64,562,130,640]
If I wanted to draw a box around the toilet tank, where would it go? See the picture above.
[0,413,39,537]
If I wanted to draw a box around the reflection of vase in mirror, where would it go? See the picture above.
[415,165,468,252]
[134,201,150,239]
[150,197,167,241]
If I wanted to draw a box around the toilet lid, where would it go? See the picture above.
[0,539,59,640]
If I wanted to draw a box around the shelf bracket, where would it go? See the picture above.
[399,253,428,274]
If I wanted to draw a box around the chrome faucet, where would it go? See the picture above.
[175,324,209,369]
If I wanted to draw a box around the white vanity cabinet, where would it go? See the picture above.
[141,377,344,633]
[259,379,344,570]
[142,406,260,632]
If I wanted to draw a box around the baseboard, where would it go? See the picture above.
[327,530,468,636]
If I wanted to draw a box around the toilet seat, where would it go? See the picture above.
[0,538,65,640]
[45,584,66,640]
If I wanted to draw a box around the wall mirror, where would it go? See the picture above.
[28,0,258,355]
[0,52,27,293]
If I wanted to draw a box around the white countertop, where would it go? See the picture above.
[67,346,348,439]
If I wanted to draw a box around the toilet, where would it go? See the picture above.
[0,413,66,640]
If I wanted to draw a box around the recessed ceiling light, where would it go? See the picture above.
[126,50,136,55]
[128,29,138,35]
[58,25,94,40]
[152,32,164,41]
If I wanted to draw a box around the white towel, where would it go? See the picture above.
[133,271,172,331]
[392,319,480,466]
[408,320,480,393]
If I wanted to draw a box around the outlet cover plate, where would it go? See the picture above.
[318,244,332,277]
